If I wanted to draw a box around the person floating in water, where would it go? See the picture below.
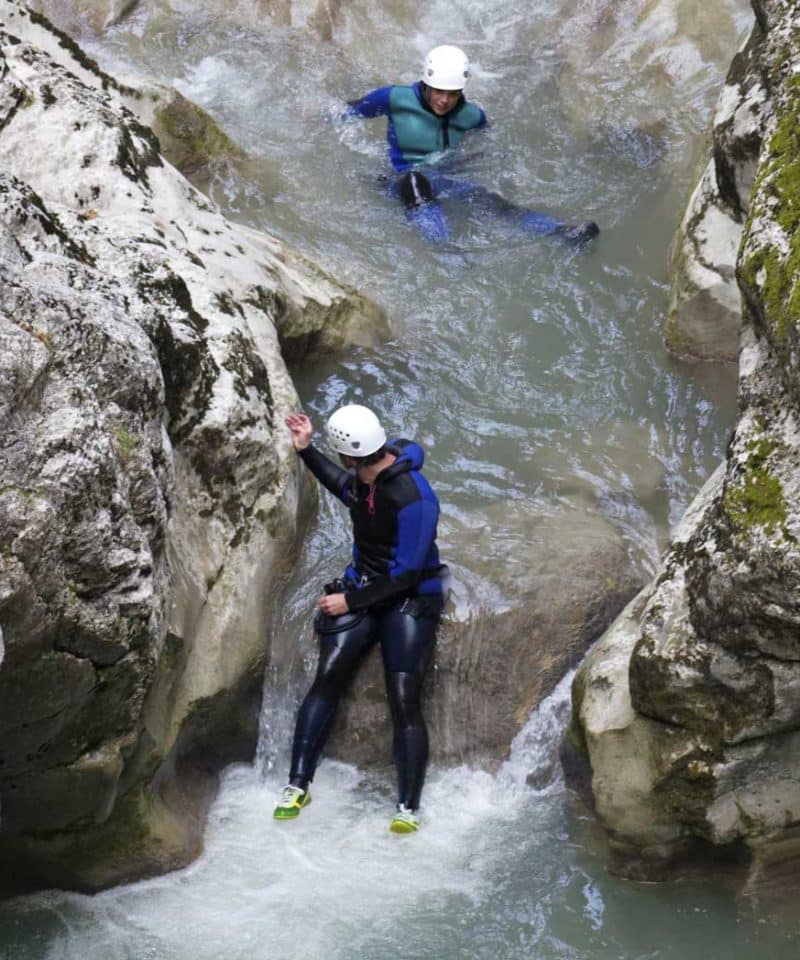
[274,405,447,834]
[345,44,599,245]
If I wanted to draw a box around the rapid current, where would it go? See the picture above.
[3,0,799,957]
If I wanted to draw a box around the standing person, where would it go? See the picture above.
[274,405,447,833]
[345,44,599,244]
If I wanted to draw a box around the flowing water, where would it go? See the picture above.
[2,676,798,958]
[5,0,800,956]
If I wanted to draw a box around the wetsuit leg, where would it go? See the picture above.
[458,182,599,240]
[384,671,429,810]
[394,171,451,244]
[460,183,565,234]
[424,173,476,201]
[397,170,435,206]
[289,613,377,789]
[379,597,443,809]
[423,173,568,235]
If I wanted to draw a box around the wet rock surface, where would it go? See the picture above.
[571,0,800,912]
[0,0,384,894]
[666,6,768,361]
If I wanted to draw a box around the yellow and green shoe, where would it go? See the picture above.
[389,804,419,834]
[273,784,311,820]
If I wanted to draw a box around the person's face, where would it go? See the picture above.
[427,86,461,116]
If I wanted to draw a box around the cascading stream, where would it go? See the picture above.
[2,673,797,958]
[4,1,799,957]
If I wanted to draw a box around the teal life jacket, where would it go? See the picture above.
[387,83,486,168]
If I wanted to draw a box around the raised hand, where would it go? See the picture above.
[285,413,313,451]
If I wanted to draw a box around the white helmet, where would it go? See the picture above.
[422,45,470,91]
[326,404,387,457]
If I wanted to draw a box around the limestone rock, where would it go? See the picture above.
[570,591,691,867]
[25,5,281,198]
[665,10,769,361]
[25,0,140,37]
[0,0,384,893]
[666,159,744,361]
[571,0,800,906]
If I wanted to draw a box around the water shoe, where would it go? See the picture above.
[273,784,311,820]
[389,804,419,834]
[561,220,600,244]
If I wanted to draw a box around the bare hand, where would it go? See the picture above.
[318,592,349,616]
[286,413,313,451]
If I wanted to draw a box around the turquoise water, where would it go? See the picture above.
[4,1,796,957]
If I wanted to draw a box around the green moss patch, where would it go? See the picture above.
[153,92,246,180]
[738,77,800,347]
[722,433,789,537]
[111,423,142,462]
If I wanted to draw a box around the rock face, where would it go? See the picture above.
[666,6,768,361]
[29,0,346,42]
[0,0,385,895]
[323,507,642,772]
[570,0,800,903]
[25,0,140,36]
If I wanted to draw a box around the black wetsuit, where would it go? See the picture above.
[289,439,445,810]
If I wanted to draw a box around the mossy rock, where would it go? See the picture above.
[722,433,791,539]
[151,90,248,185]
[737,76,800,378]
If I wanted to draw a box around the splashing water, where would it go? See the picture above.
[2,673,798,958]
[6,1,799,957]
[71,0,753,585]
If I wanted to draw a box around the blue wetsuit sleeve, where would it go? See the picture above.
[345,86,393,118]
[298,445,352,504]
[345,497,438,610]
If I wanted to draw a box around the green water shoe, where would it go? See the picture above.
[389,804,419,834]
[273,784,311,820]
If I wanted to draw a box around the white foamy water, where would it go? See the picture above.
[2,674,797,958]
[6,1,799,957]
[0,677,567,960]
